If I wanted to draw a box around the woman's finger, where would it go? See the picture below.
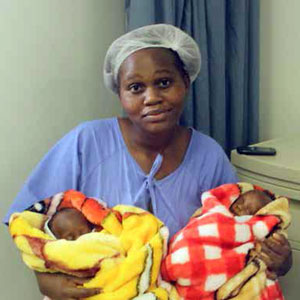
[266,269,277,280]
[266,234,291,256]
[69,276,94,285]
[263,238,286,255]
[257,251,273,267]
[64,287,101,299]
[260,240,279,258]
[272,232,287,243]
[259,242,283,271]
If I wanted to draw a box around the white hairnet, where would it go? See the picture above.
[103,24,201,93]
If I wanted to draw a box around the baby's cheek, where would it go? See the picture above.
[73,233,82,240]
[78,226,93,237]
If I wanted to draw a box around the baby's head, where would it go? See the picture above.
[230,190,272,216]
[47,208,93,240]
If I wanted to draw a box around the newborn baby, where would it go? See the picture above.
[230,189,272,216]
[162,183,289,300]
[45,208,94,240]
[11,190,178,300]
[42,208,94,300]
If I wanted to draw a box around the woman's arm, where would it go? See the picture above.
[258,233,292,279]
[35,272,101,300]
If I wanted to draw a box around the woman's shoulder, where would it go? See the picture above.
[72,117,123,152]
[52,117,123,159]
[75,117,118,135]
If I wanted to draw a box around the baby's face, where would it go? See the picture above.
[230,190,272,216]
[50,208,93,240]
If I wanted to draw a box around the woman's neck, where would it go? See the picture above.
[119,118,183,154]
[118,117,191,178]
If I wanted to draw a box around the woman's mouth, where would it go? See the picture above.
[142,109,172,122]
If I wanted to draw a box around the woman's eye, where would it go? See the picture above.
[158,79,171,88]
[129,83,143,93]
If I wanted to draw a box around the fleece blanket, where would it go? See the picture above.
[9,190,179,300]
[161,182,291,300]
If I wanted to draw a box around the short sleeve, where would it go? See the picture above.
[209,147,238,189]
[213,151,238,186]
[3,125,83,224]
[202,143,238,190]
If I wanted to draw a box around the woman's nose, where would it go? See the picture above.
[144,87,162,105]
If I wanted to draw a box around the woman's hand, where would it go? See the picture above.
[35,271,101,300]
[257,233,292,280]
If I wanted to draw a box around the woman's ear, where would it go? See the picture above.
[183,74,190,91]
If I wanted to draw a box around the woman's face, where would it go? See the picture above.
[118,48,189,134]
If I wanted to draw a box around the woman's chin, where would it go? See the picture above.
[141,120,177,135]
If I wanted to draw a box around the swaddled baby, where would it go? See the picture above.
[161,183,291,300]
[42,209,95,300]
[9,190,180,300]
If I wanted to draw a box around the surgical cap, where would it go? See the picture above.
[103,24,201,93]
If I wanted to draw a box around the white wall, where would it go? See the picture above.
[260,0,300,140]
[0,1,124,299]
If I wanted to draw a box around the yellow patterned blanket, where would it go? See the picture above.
[9,190,179,300]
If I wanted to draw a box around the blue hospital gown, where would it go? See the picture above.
[4,118,237,237]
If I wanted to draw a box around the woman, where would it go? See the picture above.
[4,24,291,300]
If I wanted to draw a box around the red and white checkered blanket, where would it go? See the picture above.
[161,183,291,300]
